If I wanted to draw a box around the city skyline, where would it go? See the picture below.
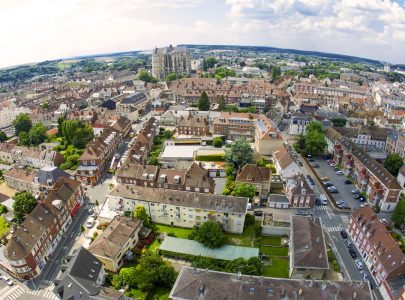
[1,0,405,68]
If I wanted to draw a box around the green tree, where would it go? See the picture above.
[165,73,177,82]
[384,153,404,176]
[0,130,7,142]
[28,123,47,145]
[205,57,218,69]
[271,66,281,82]
[218,95,226,111]
[331,118,347,127]
[305,130,327,156]
[294,134,306,152]
[213,137,223,148]
[198,91,210,111]
[225,139,253,169]
[189,221,227,248]
[392,200,405,227]
[61,120,94,148]
[18,132,30,146]
[133,205,151,228]
[225,105,239,112]
[12,191,37,224]
[231,183,256,199]
[137,70,158,83]
[306,121,323,133]
[80,225,85,235]
[13,113,32,135]
[57,117,64,137]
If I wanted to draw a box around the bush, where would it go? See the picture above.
[244,213,255,227]
[168,232,176,237]
[213,137,223,148]
[0,204,8,215]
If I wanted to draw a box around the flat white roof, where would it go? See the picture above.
[160,145,201,160]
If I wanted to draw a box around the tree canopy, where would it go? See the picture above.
[133,205,151,228]
[198,91,210,111]
[392,200,405,227]
[13,113,32,135]
[0,130,7,142]
[28,123,47,145]
[189,221,227,248]
[61,120,94,149]
[384,153,404,176]
[225,139,253,169]
[13,191,37,224]
[303,121,327,156]
[218,95,226,111]
[165,72,179,82]
[191,256,262,276]
[137,70,158,83]
[330,118,347,127]
[213,137,223,148]
[231,183,256,199]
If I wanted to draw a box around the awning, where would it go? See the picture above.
[70,202,81,217]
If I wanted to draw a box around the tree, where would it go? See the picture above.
[384,153,404,176]
[0,130,7,142]
[213,137,223,148]
[28,123,47,145]
[306,121,323,133]
[61,120,94,149]
[133,205,151,228]
[205,57,218,69]
[305,130,327,156]
[137,70,158,83]
[80,225,85,235]
[231,183,256,199]
[392,200,405,227]
[18,131,30,146]
[165,73,177,82]
[189,221,227,248]
[225,139,253,169]
[331,118,347,127]
[13,113,32,135]
[13,191,37,224]
[218,95,226,111]
[271,66,281,82]
[198,91,210,111]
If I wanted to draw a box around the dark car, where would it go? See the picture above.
[306,175,312,180]
[359,197,366,202]
[308,158,315,162]
[344,179,352,184]
[324,182,333,187]
[253,210,263,216]
[315,198,322,206]
[354,194,362,199]
[349,249,357,259]
[312,164,320,168]
[340,230,348,239]
[329,189,339,193]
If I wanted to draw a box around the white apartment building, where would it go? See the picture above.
[108,185,248,234]
[289,114,313,135]
[0,107,32,129]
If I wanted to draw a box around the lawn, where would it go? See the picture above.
[262,256,289,278]
[226,221,260,247]
[260,246,288,256]
[156,224,192,239]
[151,287,171,300]
[259,235,282,246]
[147,239,161,252]
[126,289,147,300]
[0,216,10,236]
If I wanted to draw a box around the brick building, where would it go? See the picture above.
[177,115,209,136]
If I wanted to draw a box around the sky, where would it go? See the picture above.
[1,0,405,68]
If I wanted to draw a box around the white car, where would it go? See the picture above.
[86,217,95,228]
[360,203,369,208]
[355,259,363,270]
[336,170,344,175]
[2,275,13,286]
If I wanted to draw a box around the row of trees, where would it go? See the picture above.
[13,114,47,146]
[294,121,327,156]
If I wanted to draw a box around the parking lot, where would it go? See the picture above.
[310,158,362,210]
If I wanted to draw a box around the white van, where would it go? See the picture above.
[86,217,95,228]
[320,194,328,205]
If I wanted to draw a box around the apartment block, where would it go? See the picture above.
[177,115,209,136]
[235,164,271,196]
[285,174,315,208]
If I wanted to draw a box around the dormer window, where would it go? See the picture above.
[247,176,253,181]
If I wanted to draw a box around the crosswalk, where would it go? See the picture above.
[2,286,58,300]
[314,205,330,211]
[341,215,350,224]
[324,226,343,233]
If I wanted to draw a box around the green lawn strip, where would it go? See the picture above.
[262,256,289,278]
[151,287,171,300]
[259,235,282,246]
[147,239,161,252]
[125,289,147,300]
[260,246,288,256]
[0,216,10,236]
[226,222,258,247]
[156,224,193,239]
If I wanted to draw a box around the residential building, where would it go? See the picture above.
[169,266,372,300]
[88,216,142,272]
[397,166,405,188]
[235,164,271,196]
[326,127,401,211]
[116,162,215,194]
[213,112,283,155]
[152,45,191,81]
[4,168,37,194]
[290,216,329,279]
[348,207,405,300]
[177,115,209,136]
[34,166,71,193]
[116,92,148,122]
[273,145,301,179]
[386,131,405,161]
[0,144,64,168]
[0,106,31,129]
[285,174,315,208]
[54,247,125,300]
[289,114,313,135]
[3,177,83,280]
[108,186,248,234]
[333,126,391,152]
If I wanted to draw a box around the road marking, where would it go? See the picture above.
[326,210,332,220]
[324,226,342,232]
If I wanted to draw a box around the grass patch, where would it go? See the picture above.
[260,246,288,256]
[262,256,289,278]
[259,236,282,246]
[0,216,10,236]
[151,287,170,300]
[156,224,192,239]
[327,249,341,273]
[147,239,161,252]
[195,155,225,162]
[126,289,147,300]
[226,221,260,247]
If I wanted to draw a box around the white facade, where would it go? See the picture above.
[289,116,312,135]
[0,107,31,129]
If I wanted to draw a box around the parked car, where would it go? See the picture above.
[359,197,366,202]
[352,189,360,194]
[306,175,312,180]
[86,217,95,228]
[344,239,353,247]
[354,194,362,199]
[315,198,322,206]
[321,177,330,181]
[312,164,320,168]
[344,179,352,184]
[360,271,369,281]
[360,203,369,208]
[336,170,344,175]
[329,188,339,193]
[349,248,357,259]
[298,162,303,167]
[254,210,263,216]
[324,182,334,187]
[295,210,310,216]
[308,158,315,162]
[355,259,363,270]
[2,275,13,286]
[340,230,348,239]
[88,208,94,214]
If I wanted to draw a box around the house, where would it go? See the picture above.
[4,168,37,194]
[273,145,301,179]
[289,113,313,135]
[333,126,391,152]
[397,165,405,188]
[88,216,142,272]
[326,127,401,211]
[3,177,83,280]
[34,166,71,192]
[235,164,271,196]
[108,186,248,234]
[348,207,405,300]
[169,266,372,300]
[177,115,209,136]
[54,247,126,300]
[116,92,148,122]
[116,162,215,194]
[290,216,329,279]
[128,117,159,165]
[285,174,315,208]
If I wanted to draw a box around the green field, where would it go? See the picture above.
[226,221,260,247]
[262,256,289,278]
[260,246,288,256]
[0,216,10,236]
[151,287,170,300]
[126,289,147,300]
[147,239,161,252]
[156,224,192,239]
[259,235,282,246]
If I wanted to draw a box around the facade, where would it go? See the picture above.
[397,166,405,188]
[235,164,271,196]
[177,115,209,136]
[333,126,391,152]
[116,92,148,122]
[128,117,159,165]
[0,107,31,129]
[386,131,405,161]
[169,266,372,300]
[3,177,83,280]
[326,127,401,212]
[289,114,313,135]
[88,216,142,272]
[116,162,215,194]
[108,185,248,234]
[285,174,315,208]
[290,216,329,279]
[4,168,36,194]
[273,145,301,179]
[152,45,191,81]
[348,207,405,300]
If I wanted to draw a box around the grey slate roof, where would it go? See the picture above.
[120,92,147,105]
[36,166,70,186]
